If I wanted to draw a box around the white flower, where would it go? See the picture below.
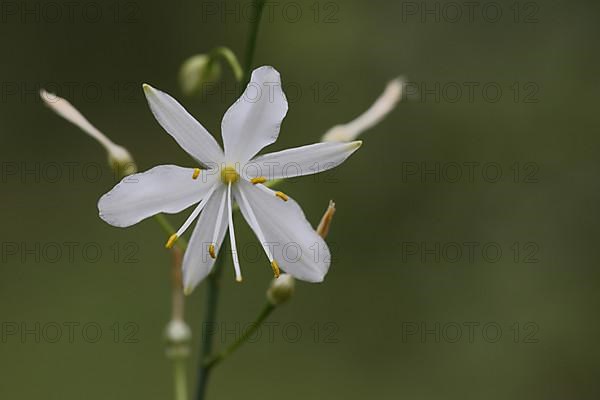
[322,77,403,142]
[98,66,361,294]
[40,89,137,176]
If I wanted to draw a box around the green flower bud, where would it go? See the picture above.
[179,54,222,96]
[267,274,295,305]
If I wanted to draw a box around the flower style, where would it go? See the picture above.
[98,66,361,294]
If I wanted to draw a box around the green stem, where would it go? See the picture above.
[204,303,275,369]
[195,242,227,400]
[210,47,243,82]
[194,3,267,398]
[173,358,188,400]
[242,0,267,87]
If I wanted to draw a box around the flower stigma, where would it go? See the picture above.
[220,165,239,184]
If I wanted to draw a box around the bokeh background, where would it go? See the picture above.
[1,0,599,399]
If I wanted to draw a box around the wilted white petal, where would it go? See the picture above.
[182,186,229,294]
[40,89,136,173]
[322,77,403,142]
[234,180,330,282]
[221,66,288,163]
[246,141,362,180]
[143,84,224,165]
[98,165,217,227]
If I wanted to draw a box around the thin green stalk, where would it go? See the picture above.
[242,0,267,86]
[195,242,227,400]
[173,358,188,400]
[195,3,267,399]
[204,303,275,369]
[210,47,244,82]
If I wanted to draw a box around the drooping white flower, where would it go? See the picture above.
[321,77,403,142]
[98,66,361,294]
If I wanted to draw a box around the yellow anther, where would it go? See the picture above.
[165,234,178,249]
[271,260,281,278]
[235,276,243,283]
[208,244,216,259]
[192,168,201,180]
[275,191,289,202]
[251,176,267,185]
[220,165,239,184]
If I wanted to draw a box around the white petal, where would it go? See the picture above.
[98,165,216,227]
[322,77,403,142]
[244,141,362,180]
[182,186,229,293]
[235,180,330,282]
[143,84,224,165]
[235,185,274,263]
[221,66,288,163]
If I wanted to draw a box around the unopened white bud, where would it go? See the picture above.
[267,274,295,305]
[316,200,336,239]
[40,89,137,178]
[322,77,403,142]
[108,145,137,178]
[179,54,222,96]
[165,319,192,344]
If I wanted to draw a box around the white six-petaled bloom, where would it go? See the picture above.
[98,66,361,294]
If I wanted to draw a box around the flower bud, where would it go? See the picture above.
[40,89,137,178]
[316,200,336,239]
[179,54,222,96]
[164,319,192,359]
[108,145,137,179]
[266,274,295,305]
[322,77,403,142]
[165,319,192,344]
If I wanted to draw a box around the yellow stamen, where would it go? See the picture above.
[221,165,239,184]
[208,244,216,259]
[271,260,281,278]
[235,276,243,283]
[275,191,289,202]
[165,234,178,249]
[192,168,201,180]
[251,176,267,184]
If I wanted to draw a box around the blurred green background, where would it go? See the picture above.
[1,0,599,399]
